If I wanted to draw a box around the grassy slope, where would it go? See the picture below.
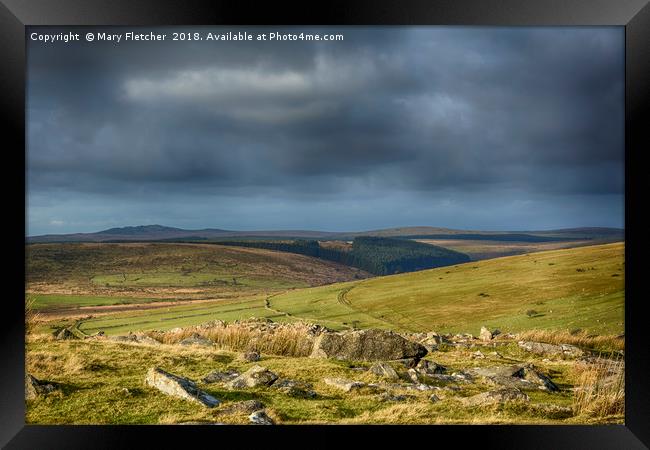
[271,242,624,335]
[27,242,370,308]
[73,243,624,337]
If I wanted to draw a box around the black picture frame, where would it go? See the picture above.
[2,0,648,448]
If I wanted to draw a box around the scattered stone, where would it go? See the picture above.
[395,358,420,369]
[202,369,240,384]
[272,378,317,398]
[218,400,265,415]
[517,341,584,358]
[241,351,261,362]
[472,350,486,359]
[429,394,441,403]
[480,326,494,342]
[379,392,411,402]
[369,362,400,380]
[249,410,274,425]
[178,334,214,347]
[323,377,366,392]
[463,387,529,406]
[145,367,220,407]
[25,374,57,400]
[55,328,78,340]
[109,333,161,345]
[310,329,428,362]
[226,365,278,389]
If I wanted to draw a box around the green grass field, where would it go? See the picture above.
[71,242,623,337]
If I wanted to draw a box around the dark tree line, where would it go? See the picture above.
[215,237,469,275]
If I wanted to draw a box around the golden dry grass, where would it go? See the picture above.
[144,321,315,357]
[518,329,624,353]
[572,357,624,418]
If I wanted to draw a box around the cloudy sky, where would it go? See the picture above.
[27,26,624,236]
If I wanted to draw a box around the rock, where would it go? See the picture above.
[241,351,260,362]
[272,379,317,398]
[517,341,584,358]
[395,358,420,369]
[218,400,265,415]
[109,333,160,345]
[226,365,278,389]
[379,392,410,402]
[463,387,529,406]
[55,328,77,340]
[480,326,494,342]
[429,394,441,403]
[145,367,220,407]
[310,329,427,362]
[178,334,214,347]
[202,369,240,384]
[472,350,486,359]
[369,362,400,380]
[323,377,366,392]
[25,374,57,400]
[415,359,447,375]
[249,410,274,425]
[467,365,558,392]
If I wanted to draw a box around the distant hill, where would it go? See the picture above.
[26,224,624,244]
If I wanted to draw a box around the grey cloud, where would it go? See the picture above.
[26,26,624,234]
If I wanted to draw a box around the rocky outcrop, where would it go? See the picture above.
[226,365,278,389]
[145,367,220,407]
[25,374,57,400]
[467,364,558,392]
[310,329,428,362]
[518,341,584,358]
[463,387,529,406]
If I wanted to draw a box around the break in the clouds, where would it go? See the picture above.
[26,26,624,235]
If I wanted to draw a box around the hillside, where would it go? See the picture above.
[26,242,371,310]
[269,242,624,336]
[70,242,624,337]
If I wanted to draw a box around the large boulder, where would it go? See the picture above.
[310,329,428,362]
[145,367,220,407]
[226,365,278,389]
[518,341,584,358]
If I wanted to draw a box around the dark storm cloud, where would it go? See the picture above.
[26,26,624,234]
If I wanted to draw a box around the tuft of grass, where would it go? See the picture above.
[572,357,624,419]
[25,295,42,335]
[517,329,624,353]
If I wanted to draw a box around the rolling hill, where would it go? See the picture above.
[72,242,624,337]
[27,224,624,243]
